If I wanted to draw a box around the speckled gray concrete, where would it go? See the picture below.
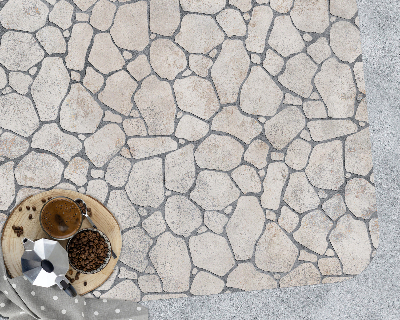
[140,0,400,319]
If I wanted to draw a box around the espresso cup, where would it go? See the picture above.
[40,196,83,241]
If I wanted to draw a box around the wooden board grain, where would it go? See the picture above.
[1,189,122,295]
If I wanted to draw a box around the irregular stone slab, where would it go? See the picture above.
[181,0,225,14]
[308,120,358,142]
[330,214,372,274]
[138,275,162,293]
[142,211,166,238]
[285,139,311,170]
[150,39,187,80]
[90,0,116,31]
[120,227,153,272]
[134,75,176,135]
[227,263,277,291]
[229,0,251,12]
[216,8,246,37]
[211,40,250,104]
[330,21,362,63]
[330,0,358,19]
[111,2,149,51]
[105,156,132,187]
[302,100,327,119]
[73,0,97,11]
[261,162,289,210]
[268,15,304,57]
[246,5,273,53]
[190,271,224,296]
[49,0,73,30]
[15,152,64,188]
[264,106,306,150]
[345,128,373,176]
[195,134,243,171]
[165,144,195,193]
[307,37,332,64]
[369,218,379,249]
[231,165,262,194]
[100,279,141,301]
[354,62,366,94]
[150,232,191,292]
[355,98,369,122]
[175,115,209,141]
[88,33,125,74]
[270,0,293,13]
[0,133,29,159]
[240,66,283,117]
[290,0,329,33]
[84,124,125,167]
[284,172,320,213]
[293,210,333,255]
[123,118,148,136]
[263,49,284,76]
[189,54,213,78]
[63,157,88,186]
[318,258,342,275]
[278,53,317,98]
[0,31,44,71]
[189,232,235,276]
[0,162,15,210]
[345,178,376,219]
[0,0,48,32]
[127,137,177,159]
[86,179,108,202]
[31,123,82,161]
[9,72,32,95]
[126,157,164,208]
[36,26,66,54]
[127,54,151,81]
[322,194,346,221]
[175,14,225,54]
[118,267,137,280]
[204,211,228,235]
[314,58,356,118]
[165,196,202,237]
[60,84,103,134]
[65,23,93,71]
[305,140,344,190]
[98,71,137,116]
[298,250,317,262]
[244,139,269,169]
[31,57,70,121]
[280,263,321,288]
[83,67,104,94]
[212,106,262,144]
[0,94,39,137]
[190,170,240,210]
[255,222,298,272]
[15,188,43,206]
[150,0,180,36]
[174,76,219,120]
[107,190,140,231]
[278,206,299,233]
[226,196,265,260]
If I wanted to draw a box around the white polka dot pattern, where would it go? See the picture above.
[115,308,120,313]
[62,309,66,314]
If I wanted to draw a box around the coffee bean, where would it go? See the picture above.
[68,270,73,275]
[28,214,32,219]
[48,197,52,200]
[18,207,22,212]
[84,281,87,286]
[41,198,46,203]
[26,206,30,210]
[17,232,21,237]
[12,225,15,230]
[32,206,36,211]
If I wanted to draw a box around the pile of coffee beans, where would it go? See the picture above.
[68,230,108,272]
[12,225,23,237]
[75,199,92,217]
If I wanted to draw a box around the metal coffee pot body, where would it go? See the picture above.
[21,238,77,297]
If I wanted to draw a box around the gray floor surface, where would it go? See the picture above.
[141,0,400,319]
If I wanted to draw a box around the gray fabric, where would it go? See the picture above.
[0,222,148,320]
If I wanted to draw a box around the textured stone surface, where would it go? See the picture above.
[240,66,283,117]
[278,206,299,233]
[107,190,140,231]
[90,0,116,31]
[330,21,362,63]
[65,23,93,71]
[279,263,321,288]
[290,0,329,33]
[127,55,151,82]
[189,232,235,276]
[227,263,277,291]
[127,137,177,159]
[150,232,191,292]
[369,218,379,249]
[100,280,141,302]
[189,54,213,78]
[318,258,342,276]
[330,0,358,19]
[354,62,366,94]
[231,165,262,194]
[86,179,108,202]
[190,272,225,296]
[307,37,332,64]
[211,39,250,104]
[345,128,374,176]
[84,124,125,167]
[36,26,66,55]
[8,72,31,95]
[255,222,298,273]
[261,162,289,210]
[190,171,240,210]
[244,140,269,169]
[204,211,228,235]
[181,0,225,14]
[0,133,29,159]
[105,156,132,187]
[216,9,246,37]
[165,145,195,193]
[322,194,346,221]
[262,49,284,76]
[0,162,15,210]
[285,139,311,170]
[307,120,358,142]
[83,67,104,94]
[329,214,371,274]
[175,115,209,141]
[63,157,88,186]
[246,5,273,53]
[142,211,166,238]
[150,0,180,36]
[49,0,73,30]
[138,275,162,293]
[126,157,164,208]
[345,178,377,219]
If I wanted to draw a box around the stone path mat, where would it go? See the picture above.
[0,0,378,303]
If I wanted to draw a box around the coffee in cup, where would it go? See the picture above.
[40,197,83,240]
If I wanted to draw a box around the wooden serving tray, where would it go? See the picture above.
[1,189,122,295]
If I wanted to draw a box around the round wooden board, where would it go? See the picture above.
[1,189,122,295]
